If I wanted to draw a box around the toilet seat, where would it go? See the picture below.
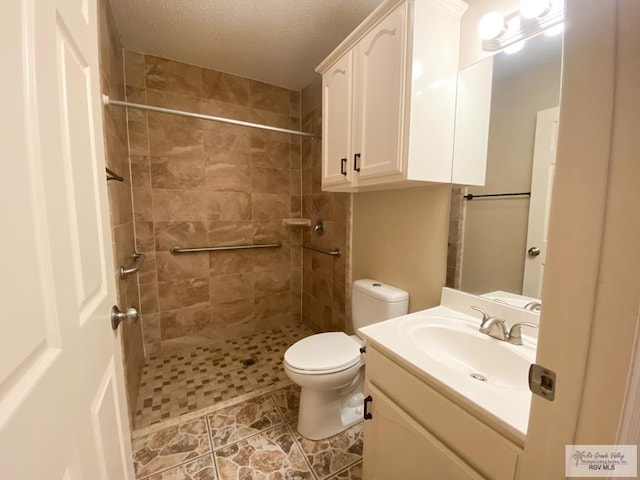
[284,332,362,374]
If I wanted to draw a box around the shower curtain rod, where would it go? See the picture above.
[102,95,321,139]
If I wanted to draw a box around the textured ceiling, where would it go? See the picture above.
[109,0,385,90]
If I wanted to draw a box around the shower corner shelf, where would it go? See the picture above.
[282,218,311,227]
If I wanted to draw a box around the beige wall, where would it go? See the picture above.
[352,185,450,314]
[98,0,144,424]
[460,57,561,295]
[123,52,303,355]
[300,78,352,333]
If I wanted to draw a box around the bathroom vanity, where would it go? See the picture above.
[359,289,539,480]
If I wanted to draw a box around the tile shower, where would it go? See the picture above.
[99,1,355,476]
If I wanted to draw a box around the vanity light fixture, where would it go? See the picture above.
[478,0,564,52]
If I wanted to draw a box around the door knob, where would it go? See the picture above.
[111,305,139,330]
[528,247,541,257]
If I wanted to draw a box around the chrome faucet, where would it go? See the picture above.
[507,322,539,345]
[471,306,508,341]
[471,306,539,345]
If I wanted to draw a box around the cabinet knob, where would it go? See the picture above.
[354,153,361,172]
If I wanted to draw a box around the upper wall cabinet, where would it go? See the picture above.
[316,0,468,192]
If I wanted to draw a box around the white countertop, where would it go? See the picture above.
[359,288,539,439]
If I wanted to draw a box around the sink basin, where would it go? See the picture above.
[359,302,539,436]
[399,316,533,390]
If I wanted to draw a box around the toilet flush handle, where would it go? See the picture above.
[359,346,366,354]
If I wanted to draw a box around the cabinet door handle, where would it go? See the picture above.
[354,153,361,172]
[340,158,347,175]
[363,395,373,420]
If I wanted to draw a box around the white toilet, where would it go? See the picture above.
[284,279,409,440]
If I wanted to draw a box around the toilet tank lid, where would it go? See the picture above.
[353,279,409,303]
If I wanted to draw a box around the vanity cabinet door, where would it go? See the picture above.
[363,384,483,480]
[322,51,353,188]
[354,1,407,181]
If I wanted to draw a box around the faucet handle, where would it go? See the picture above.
[508,322,539,345]
[471,306,490,323]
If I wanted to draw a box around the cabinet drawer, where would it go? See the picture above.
[367,346,521,480]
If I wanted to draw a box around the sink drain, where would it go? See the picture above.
[470,373,487,382]
[242,358,257,367]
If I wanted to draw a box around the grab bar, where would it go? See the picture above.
[302,242,341,257]
[170,242,282,255]
[119,253,145,279]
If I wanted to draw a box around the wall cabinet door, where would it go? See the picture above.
[322,51,353,187]
[355,1,407,180]
[363,384,483,480]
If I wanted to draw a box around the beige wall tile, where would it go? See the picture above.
[139,283,159,314]
[137,251,157,285]
[124,50,146,88]
[141,313,161,344]
[254,292,291,321]
[156,251,209,282]
[159,306,210,340]
[203,124,251,155]
[150,157,206,190]
[253,221,289,245]
[207,220,254,246]
[253,247,290,271]
[154,221,207,252]
[148,113,203,157]
[157,277,209,311]
[130,156,151,190]
[145,55,202,97]
[127,119,149,156]
[210,299,255,327]
[210,273,254,304]
[251,166,290,195]
[201,70,250,105]
[206,192,252,221]
[205,162,251,192]
[209,250,254,275]
[250,137,291,169]
[151,190,208,222]
[249,81,290,116]
[252,193,290,220]
[253,268,291,296]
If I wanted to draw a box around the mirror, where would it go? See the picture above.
[447,32,563,310]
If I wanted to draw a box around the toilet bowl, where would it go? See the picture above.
[284,279,408,440]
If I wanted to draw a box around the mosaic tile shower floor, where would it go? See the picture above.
[131,384,364,480]
[134,323,314,429]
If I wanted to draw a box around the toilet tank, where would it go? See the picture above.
[352,279,409,335]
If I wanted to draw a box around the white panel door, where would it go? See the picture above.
[522,107,560,298]
[0,0,133,478]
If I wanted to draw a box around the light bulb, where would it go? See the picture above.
[478,11,506,41]
[504,40,526,54]
[520,0,551,19]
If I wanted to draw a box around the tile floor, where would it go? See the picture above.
[131,384,364,480]
[135,323,313,429]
